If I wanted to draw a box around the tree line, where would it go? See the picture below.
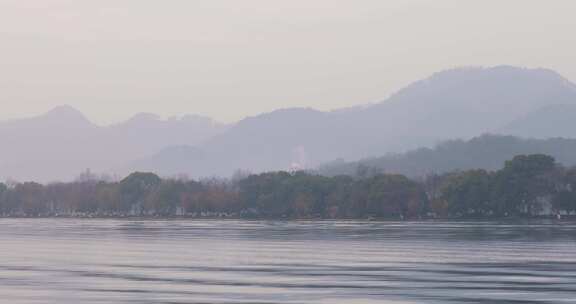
[0,154,575,218]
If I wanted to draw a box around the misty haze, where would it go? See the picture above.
[2,1,576,304]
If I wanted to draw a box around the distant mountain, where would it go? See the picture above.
[318,134,576,178]
[498,104,576,138]
[126,108,331,177]
[132,66,576,178]
[0,106,225,182]
[127,146,206,177]
[370,66,576,141]
[106,112,224,162]
[5,66,576,181]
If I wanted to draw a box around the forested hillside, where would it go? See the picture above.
[319,135,576,178]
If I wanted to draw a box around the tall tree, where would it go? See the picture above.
[119,172,161,214]
[440,170,493,217]
[493,154,557,216]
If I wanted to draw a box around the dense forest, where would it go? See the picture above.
[320,135,576,178]
[1,154,575,219]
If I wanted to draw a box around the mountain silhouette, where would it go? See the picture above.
[132,66,576,178]
[3,65,576,181]
[0,106,224,182]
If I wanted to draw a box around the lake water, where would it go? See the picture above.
[0,219,575,303]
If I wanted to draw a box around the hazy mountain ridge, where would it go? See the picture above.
[131,66,576,178]
[499,104,576,138]
[0,107,225,182]
[318,134,576,178]
[363,66,576,139]
[3,65,576,181]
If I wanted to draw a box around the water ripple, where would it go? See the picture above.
[0,219,575,303]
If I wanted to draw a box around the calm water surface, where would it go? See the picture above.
[0,219,575,303]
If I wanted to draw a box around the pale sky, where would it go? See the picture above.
[1,0,575,124]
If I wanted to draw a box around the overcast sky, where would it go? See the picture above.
[1,0,575,124]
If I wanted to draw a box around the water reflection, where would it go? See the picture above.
[0,219,575,303]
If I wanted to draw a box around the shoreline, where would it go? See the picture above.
[1,214,575,221]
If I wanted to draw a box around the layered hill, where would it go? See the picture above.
[0,106,224,182]
[318,134,576,178]
[3,65,576,181]
[499,104,576,138]
[132,66,576,177]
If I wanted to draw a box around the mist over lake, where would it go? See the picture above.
[1,219,575,304]
[3,1,576,303]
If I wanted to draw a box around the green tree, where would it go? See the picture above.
[15,182,46,216]
[119,172,161,214]
[146,180,186,215]
[364,174,427,218]
[440,169,493,217]
[0,183,8,215]
[493,154,557,216]
[551,167,576,214]
[238,172,292,217]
